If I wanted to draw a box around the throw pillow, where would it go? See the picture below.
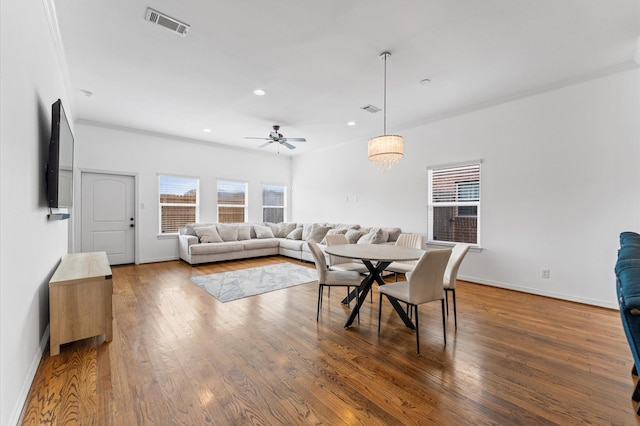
[238,225,251,241]
[194,226,222,243]
[357,231,375,244]
[301,223,314,241]
[306,225,332,242]
[320,228,347,244]
[371,228,389,244]
[345,229,362,244]
[384,227,402,242]
[254,224,275,239]
[216,224,239,242]
[286,227,303,240]
[263,222,280,236]
[276,222,297,238]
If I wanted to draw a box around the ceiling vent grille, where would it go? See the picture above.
[361,104,381,114]
[145,8,190,36]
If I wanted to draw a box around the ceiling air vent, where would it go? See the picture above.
[145,8,190,36]
[361,104,381,114]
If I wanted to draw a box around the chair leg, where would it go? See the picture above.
[452,289,457,329]
[346,286,351,307]
[378,293,383,334]
[633,379,640,402]
[415,305,420,355]
[316,285,323,321]
[445,290,449,315]
[441,299,447,346]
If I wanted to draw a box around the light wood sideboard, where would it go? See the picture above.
[49,251,113,356]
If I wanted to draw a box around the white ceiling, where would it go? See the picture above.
[54,0,640,156]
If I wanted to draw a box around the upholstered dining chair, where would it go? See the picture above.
[378,248,452,355]
[443,243,470,328]
[308,239,363,322]
[386,233,424,281]
[325,234,369,274]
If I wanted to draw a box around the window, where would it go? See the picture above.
[262,184,286,223]
[217,179,247,223]
[427,162,481,245]
[158,175,199,234]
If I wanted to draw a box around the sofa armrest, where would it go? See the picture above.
[178,234,199,262]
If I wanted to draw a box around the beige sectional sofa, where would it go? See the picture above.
[178,222,403,265]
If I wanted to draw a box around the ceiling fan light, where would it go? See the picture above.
[368,135,404,172]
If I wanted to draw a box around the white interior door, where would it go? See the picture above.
[81,172,135,265]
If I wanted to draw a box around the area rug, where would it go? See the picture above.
[191,263,318,303]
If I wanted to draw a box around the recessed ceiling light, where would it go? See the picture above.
[203,128,212,133]
[347,121,356,126]
[253,89,266,96]
[420,78,431,86]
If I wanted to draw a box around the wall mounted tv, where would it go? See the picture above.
[47,99,74,209]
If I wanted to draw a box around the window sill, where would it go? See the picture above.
[426,241,483,253]
[157,233,178,240]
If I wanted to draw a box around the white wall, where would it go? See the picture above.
[292,68,640,308]
[74,123,292,263]
[0,0,73,424]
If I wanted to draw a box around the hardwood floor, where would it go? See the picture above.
[19,256,639,424]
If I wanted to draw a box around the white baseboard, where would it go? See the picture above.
[8,324,50,426]
[138,256,179,264]
[459,275,618,310]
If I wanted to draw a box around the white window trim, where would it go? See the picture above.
[426,160,482,249]
[158,174,200,235]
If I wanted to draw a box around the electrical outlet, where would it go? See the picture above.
[541,269,550,279]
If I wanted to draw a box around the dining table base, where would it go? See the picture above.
[343,260,415,330]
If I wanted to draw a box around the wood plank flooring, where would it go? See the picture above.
[19,256,640,425]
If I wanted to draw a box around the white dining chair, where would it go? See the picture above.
[443,243,470,328]
[386,233,424,281]
[308,239,363,322]
[378,248,452,355]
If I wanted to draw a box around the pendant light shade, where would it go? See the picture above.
[368,51,403,172]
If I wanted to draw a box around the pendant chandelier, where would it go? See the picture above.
[368,51,403,172]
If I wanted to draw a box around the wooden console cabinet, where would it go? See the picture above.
[49,251,113,356]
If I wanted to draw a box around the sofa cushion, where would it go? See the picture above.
[190,242,244,255]
[217,224,239,241]
[278,238,305,250]
[243,238,280,250]
[254,224,275,239]
[345,229,362,244]
[275,222,297,238]
[194,225,223,243]
[301,223,314,241]
[287,227,303,240]
[306,225,332,242]
[238,225,251,241]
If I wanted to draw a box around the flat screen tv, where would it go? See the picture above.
[47,99,74,208]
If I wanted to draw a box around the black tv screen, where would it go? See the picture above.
[47,99,74,208]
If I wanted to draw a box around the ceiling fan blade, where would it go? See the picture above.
[286,138,306,142]
[281,142,296,150]
[259,141,272,148]
[245,137,270,140]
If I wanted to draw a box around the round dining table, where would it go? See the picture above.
[324,244,425,328]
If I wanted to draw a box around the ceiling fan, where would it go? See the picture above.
[246,125,307,150]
